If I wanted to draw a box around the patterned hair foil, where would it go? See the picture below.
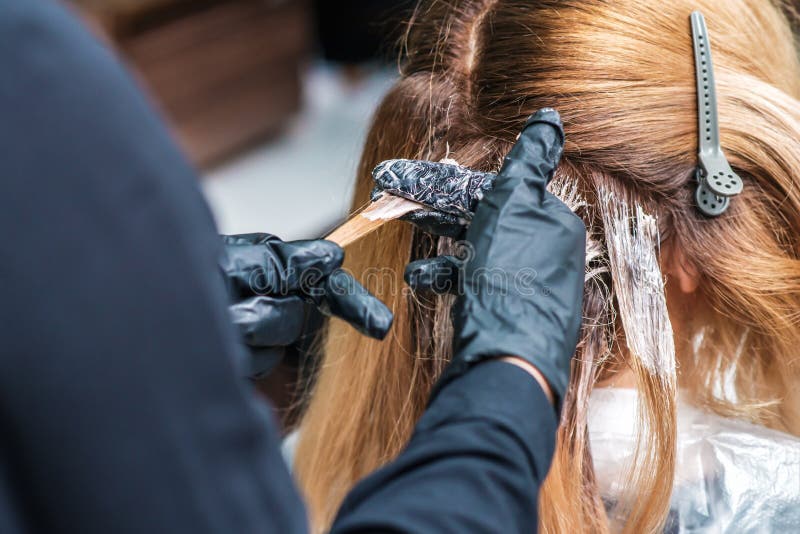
[371,159,495,219]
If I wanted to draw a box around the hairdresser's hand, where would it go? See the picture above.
[221,233,393,376]
[422,109,586,410]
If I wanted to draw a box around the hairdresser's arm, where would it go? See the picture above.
[330,359,557,533]
[0,2,307,532]
[500,356,554,402]
[332,110,585,533]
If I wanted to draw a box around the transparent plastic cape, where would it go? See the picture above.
[589,388,800,533]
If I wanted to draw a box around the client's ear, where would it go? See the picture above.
[663,243,700,294]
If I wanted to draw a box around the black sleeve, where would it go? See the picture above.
[0,1,306,532]
[331,360,558,533]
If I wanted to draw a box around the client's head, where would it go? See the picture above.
[294,1,800,532]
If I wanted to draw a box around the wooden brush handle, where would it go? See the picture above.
[324,194,424,247]
[325,216,389,247]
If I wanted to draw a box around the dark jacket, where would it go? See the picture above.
[0,1,556,532]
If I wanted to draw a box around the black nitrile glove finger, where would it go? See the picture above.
[435,109,586,411]
[318,270,394,339]
[229,295,308,347]
[221,234,392,339]
[221,233,343,299]
[404,255,463,295]
[370,159,496,237]
[246,304,326,379]
[221,234,394,376]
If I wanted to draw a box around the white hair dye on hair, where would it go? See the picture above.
[599,186,677,379]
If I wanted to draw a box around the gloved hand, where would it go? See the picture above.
[221,233,393,376]
[406,109,586,409]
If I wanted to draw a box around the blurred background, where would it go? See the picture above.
[68,0,415,426]
[71,0,415,239]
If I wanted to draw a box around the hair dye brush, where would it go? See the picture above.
[325,159,496,246]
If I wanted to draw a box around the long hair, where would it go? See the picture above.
[294,1,800,532]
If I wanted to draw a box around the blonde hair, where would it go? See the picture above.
[294,1,800,532]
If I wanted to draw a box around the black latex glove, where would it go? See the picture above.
[412,110,586,409]
[405,254,464,295]
[221,233,393,376]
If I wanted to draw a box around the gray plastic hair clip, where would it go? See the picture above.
[691,11,743,217]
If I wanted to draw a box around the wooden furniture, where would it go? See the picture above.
[74,0,311,167]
